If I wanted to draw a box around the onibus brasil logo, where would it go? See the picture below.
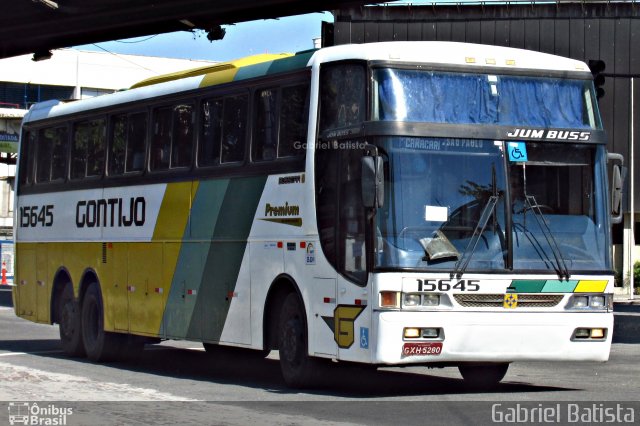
[8,402,73,425]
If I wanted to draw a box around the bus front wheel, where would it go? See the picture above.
[81,282,122,362]
[58,284,85,357]
[278,293,319,388]
[458,363,509,388]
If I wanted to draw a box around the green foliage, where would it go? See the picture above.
[615,262,640,294]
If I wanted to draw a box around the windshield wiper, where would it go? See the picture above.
[522,195,570,280]
[452,195,499,278]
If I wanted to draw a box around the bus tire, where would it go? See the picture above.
[278,292,319,388]
[458,363,509,389]
[57,284,85,357]
[81,282,122,362]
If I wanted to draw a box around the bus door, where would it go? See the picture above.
[110,242,128,331]
[15,245,36,319]
[128,242,164,334]
[35,243,49,322]
[335,147,370,361]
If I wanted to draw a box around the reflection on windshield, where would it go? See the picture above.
[510,143,608,272]
[375,137,507,271]
[374,138,610,274]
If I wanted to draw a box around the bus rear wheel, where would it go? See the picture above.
[58,284,85,357]
[458,363,509,389]
[278,293,320,388]
[81,282,122,362]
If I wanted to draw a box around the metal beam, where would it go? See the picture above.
[0,0,384,59]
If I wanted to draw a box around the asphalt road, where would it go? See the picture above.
[0,306,639,425]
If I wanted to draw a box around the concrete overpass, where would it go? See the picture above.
[0,0,381,60]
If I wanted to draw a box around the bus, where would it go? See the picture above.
[14,42,623,388]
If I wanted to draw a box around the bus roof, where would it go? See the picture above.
[308,41,590,74]
[130,53,292,89]
[23,49,315,124]
[23,41,590,124]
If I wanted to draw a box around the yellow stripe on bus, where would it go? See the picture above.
[574,280,608,293]
[153,181,196,240]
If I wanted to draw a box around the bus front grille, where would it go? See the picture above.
[453,294,564,308]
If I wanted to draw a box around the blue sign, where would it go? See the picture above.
[507,142,528,162]
[360,327,369,349]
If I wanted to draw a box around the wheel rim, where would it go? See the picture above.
[282,319,302,366]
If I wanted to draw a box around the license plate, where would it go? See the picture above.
[402,342,443,356]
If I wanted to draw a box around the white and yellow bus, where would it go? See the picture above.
[14,42,622,388]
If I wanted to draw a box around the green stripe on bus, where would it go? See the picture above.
[541,280,579,293]
[161,179,230,338]
[188,176,267,341]
[233,51,313,81]
[509,280,546,293]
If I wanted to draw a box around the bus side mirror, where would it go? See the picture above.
[607,153,625,224]
[362,156,384,208]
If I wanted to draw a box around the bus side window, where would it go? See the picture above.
[171,104,193,169]
[221,95,248,163]
[253,88,278,162]
[278,83,309,158]
[151,107,172,171]
[72,119,105,179]
[199,98,223,167]
[340,147,367,284]
[87,119,105,177]
[319,63,366,132]
[37,127,66,183]
[109,114,126,175]
[50,127,68,181]
[315,147,339,268]
[126,112,147,173]
[19,131,36,185]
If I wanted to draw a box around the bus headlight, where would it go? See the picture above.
[590,295,606,308]
[422,294,440,307]
[403,293,421,307]
[570,296,589,308]
[565,294,611,310]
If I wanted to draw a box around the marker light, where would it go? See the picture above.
[574,328,590,339]
[404,328,421,338]
[380,291,400,308]
[573,328,607,340]
[421,328,440,338]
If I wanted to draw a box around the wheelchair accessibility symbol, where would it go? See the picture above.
[360,327,369,349]
[507,142,528,162]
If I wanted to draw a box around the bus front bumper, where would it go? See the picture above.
[373,310,613,365]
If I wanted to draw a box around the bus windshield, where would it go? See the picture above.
[372,68,600,129]
[374,137,610,274]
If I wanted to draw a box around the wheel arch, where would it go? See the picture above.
[262,273,305,351]
[78,268,101,307]
[49,266,72,324]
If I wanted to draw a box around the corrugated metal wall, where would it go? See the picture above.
[330,2,640,211]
